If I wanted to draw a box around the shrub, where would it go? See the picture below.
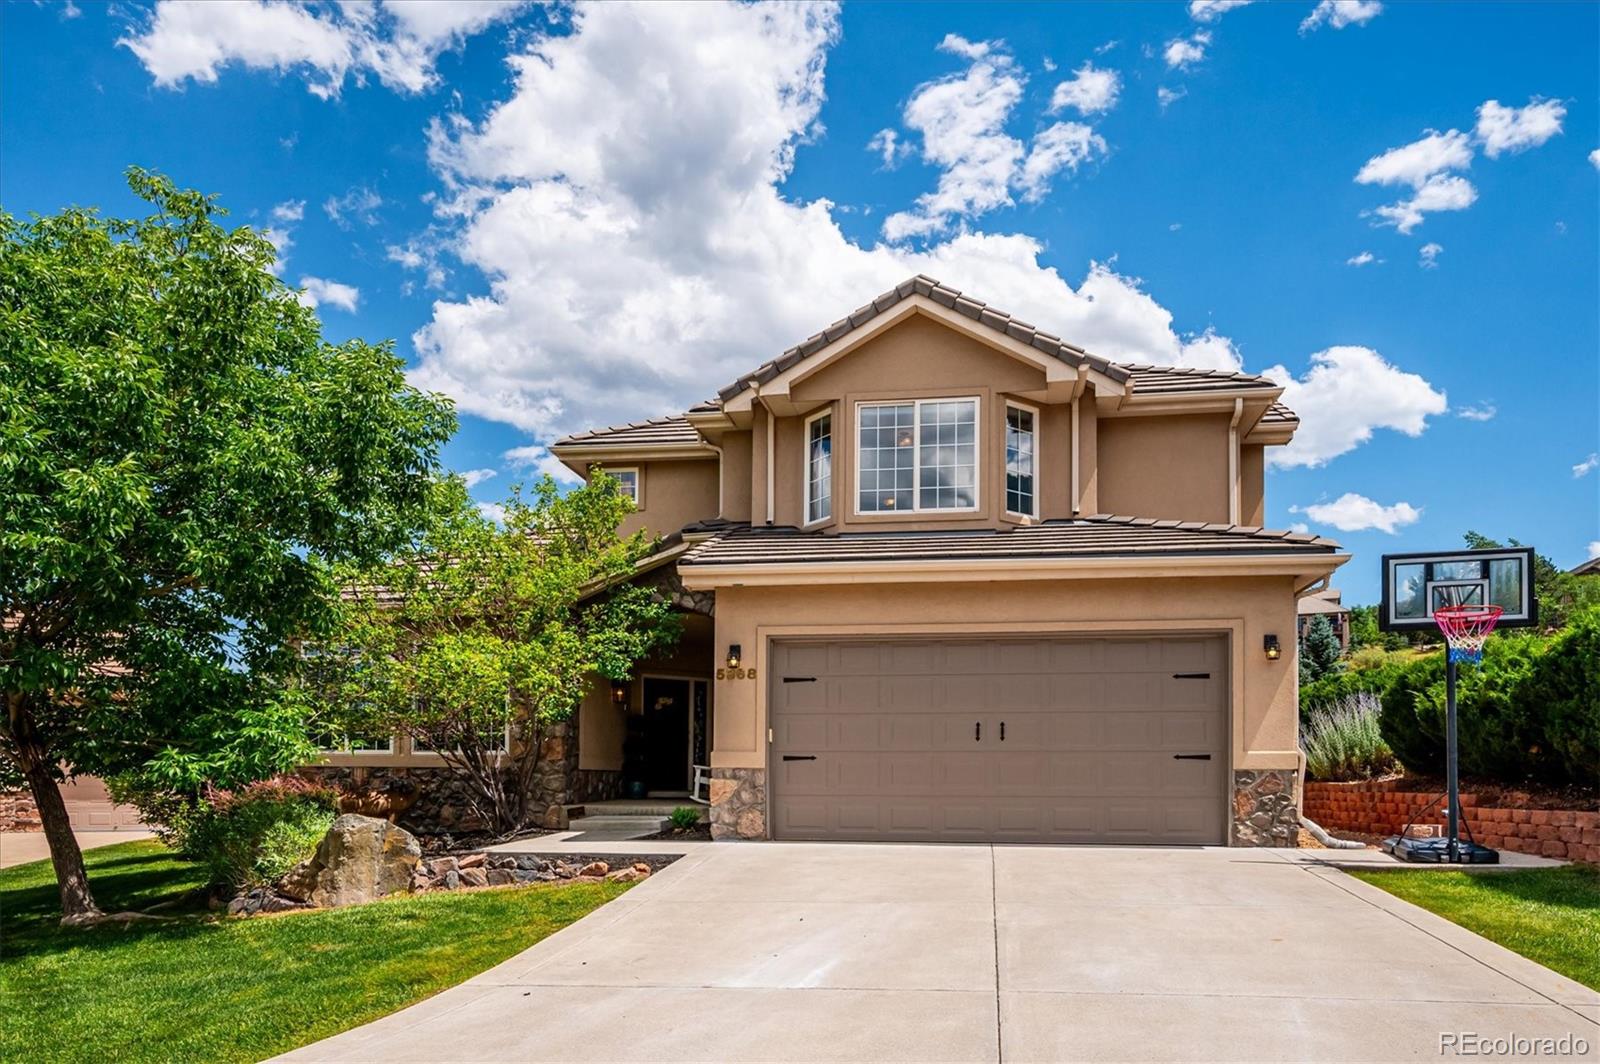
[1300,614,1342,682]
[1299,656,1409,720]
[1301,692,1397,781]
[1518,607,1600,784]
[1378,636,1570,785]
[669,806,701,831]
[181,776,339,892]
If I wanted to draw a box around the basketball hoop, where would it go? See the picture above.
[1434,604,1503,665]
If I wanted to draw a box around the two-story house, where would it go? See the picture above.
[321,276,1347,846]
[547,277,1349,846]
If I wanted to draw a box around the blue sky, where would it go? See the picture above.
[4,0,1597,602]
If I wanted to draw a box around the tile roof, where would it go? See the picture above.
[1121,364,1279,393]
[680,516,1340,567]
[557,277,1304,449]
[714,275,1131,403]
[1260,401,1299,425]
[552,414,704,449]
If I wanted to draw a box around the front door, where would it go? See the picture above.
[642,677,691,792]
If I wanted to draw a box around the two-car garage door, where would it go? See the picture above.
[769,635,1228,845]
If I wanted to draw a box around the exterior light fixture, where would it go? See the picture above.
[726,644,742,669]
[1263,634,1281,661]
[611,680,628,705]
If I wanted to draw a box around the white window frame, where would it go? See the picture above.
[319,730,394,756]
[853,396,981,516]
[410,721,512,757]
[803,407,833,527]
[1003,400,1040,519]
[609,466,641,508]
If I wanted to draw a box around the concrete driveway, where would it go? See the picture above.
[281,844,1599,1063]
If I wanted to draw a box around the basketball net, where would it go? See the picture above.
[1434,604,1503,665]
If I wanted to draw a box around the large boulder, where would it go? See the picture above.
[289,814,422,909]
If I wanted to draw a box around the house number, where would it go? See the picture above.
[716,667,756,681]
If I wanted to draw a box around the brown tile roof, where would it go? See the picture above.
[552,414,704,449]
[680,516,1340,567]
[714,275,1131,403]
[1121,364,1279,393]
[1260,401,1299,425]
[559,277,1304,448]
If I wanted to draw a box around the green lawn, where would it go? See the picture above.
[1,840,630,1063]
[1347,865,1600,990]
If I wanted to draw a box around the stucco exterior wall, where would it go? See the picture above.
[720,430,753,522]
[603,458,719,540]
[706,576,1301,783]
[1096,413,1231,522]
[1240,444,1266,527]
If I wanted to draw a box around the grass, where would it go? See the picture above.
[1,840,630,1063]
[1347,865,1600,990]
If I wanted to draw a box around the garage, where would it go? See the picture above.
[769,635,1229,844]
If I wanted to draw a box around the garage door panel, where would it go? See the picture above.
[770,636,1228,845]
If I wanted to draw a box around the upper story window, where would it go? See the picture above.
[1005,403,1037,517]
[612,468,639,505]
[857,398,978,513]
[805,410,832,524]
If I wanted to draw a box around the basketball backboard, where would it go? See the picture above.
[1379,546,1538,632]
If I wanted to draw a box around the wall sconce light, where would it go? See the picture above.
[1263,634,1281,661]
[726,644,742,669]
[611,680,628,705]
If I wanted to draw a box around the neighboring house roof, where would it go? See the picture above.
[1570,556,1600,576]
[679,515,1340,567]
[1297,595,1350,616]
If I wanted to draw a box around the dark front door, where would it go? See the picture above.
[642,677,691,792]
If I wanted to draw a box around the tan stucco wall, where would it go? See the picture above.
[706,576,1301,777]
[577,675,626,772]
[1240,444,1265,527]
[597,458,718,540]
[720,430,753,522]
[1096,413,1230,522]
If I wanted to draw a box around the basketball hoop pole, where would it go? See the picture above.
[1445,654,1461,861]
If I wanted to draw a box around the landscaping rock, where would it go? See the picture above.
[486,868,516,886]
[277,859,318,902]
[515,868,558,883]
[459,866,489,888]
[457,852,486,869]
[513,855,551,871]
[487,854,517,870]
[442,869,460,890]
[576,861,609,878]
[229,888,306,916]
[304,814,423,909]
[426,856,459,877]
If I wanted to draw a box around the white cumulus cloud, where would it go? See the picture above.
[505,444,582,485]
[1346,251,1378,266]
[459,468,498,488]
[1356,129,1473,188]
[271,199,305,222]
[1589,541,1600,560]
[1418,241,1443,268]
[1590,148,1600,170]
[1455,403,1495,422]
[1300,0,1383,33]
[1263,346,1448,468]
[1048,62,1121,115]
[1574,453,1600,478]
[1157,86,1187,109]
[121,0,530,98]
[296,276,360,312]
[1163,31,1211,70]
[1188,0,1255,22]
[1018,122,1108,202]
[1475,98,1566,158]
[1292,493,1420,534]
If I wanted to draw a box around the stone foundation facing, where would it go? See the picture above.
[1232,768,1300,847]
[708,767,766,840]
[0,789,42,832]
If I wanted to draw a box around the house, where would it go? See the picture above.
[1296,587,1351,652]
[319,277,1347,846]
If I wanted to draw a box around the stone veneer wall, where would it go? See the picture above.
[1232,768,1300,847]
[572,769,625,804]
[0,789,42,832]
[709,767,766,840]
[303,765,491,835]
[1304,780,1600,864]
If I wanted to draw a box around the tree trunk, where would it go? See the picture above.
[17,743,102,925]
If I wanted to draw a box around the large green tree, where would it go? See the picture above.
[309,473,681,836]
[0,171,456,922]
[1463,531,1600,630]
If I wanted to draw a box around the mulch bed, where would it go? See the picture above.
[416,826,555,858]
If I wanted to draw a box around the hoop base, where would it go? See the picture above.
[1383,835,1499,865]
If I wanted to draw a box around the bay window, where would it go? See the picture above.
[1005,403,1037,517]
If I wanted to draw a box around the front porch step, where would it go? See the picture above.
[567,799,703,817]
[564,814,670,841]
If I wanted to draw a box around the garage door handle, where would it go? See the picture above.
[781,755,817,761]
[782,676,817,683]
[974,721,981,741]
[1173,754,1212,760]
[1173,672,1211,679]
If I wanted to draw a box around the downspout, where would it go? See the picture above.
[1228,397,1243,525]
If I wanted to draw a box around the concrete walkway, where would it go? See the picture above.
[0,828,156,869]
[280,844,1599,1063]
